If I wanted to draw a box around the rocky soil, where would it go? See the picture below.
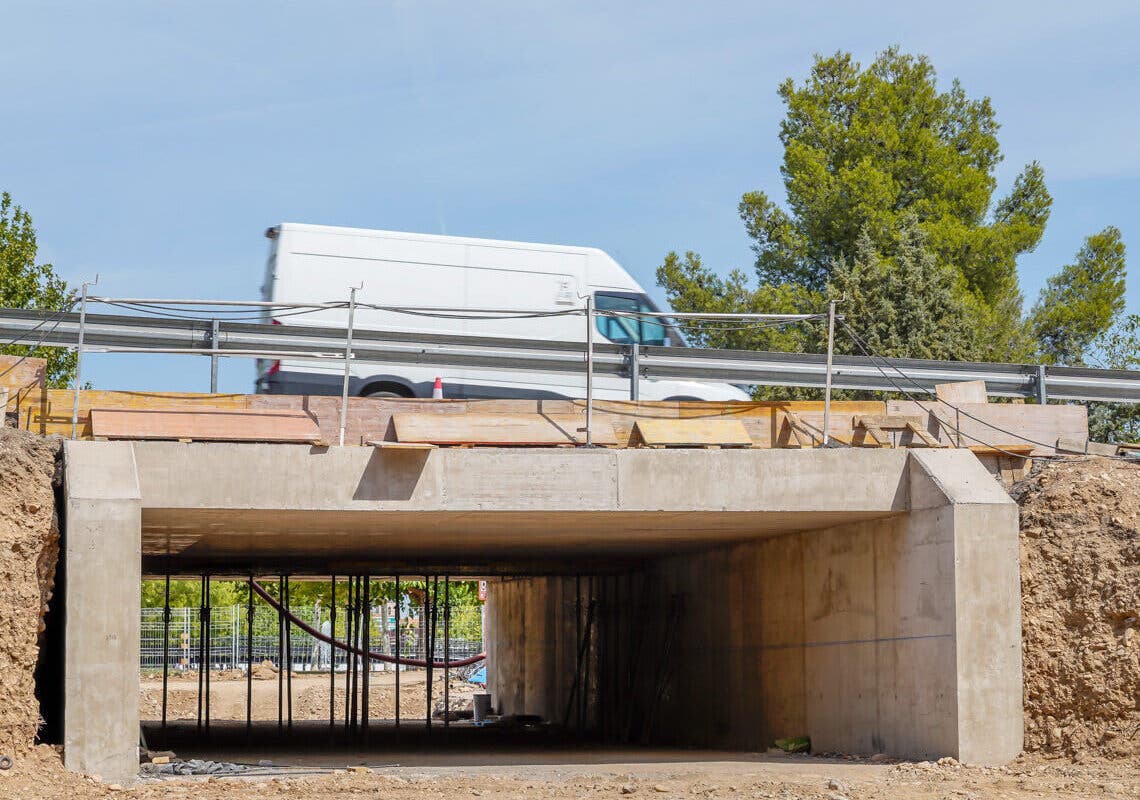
[0,428,60,756]
[1013,456,1139,760]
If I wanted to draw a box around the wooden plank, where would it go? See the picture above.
[392,413,617,446]
[853,414,926,429]
[966,443,1035,455]
[633,418,752,448]
[90,408,322,443]
[887,401,1088,456]
[366,440,437,450]
[935,380,988,405]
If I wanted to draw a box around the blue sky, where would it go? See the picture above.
[4,1,1138,392]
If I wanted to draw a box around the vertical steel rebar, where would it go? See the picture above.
[196,575,205,732]
[822,300,836,446]
[574,574,582,731]
[338,285,362,446]
[277,575,284,731]
[361,575,370,737]
[161,570,171,739]
[443,577,450,731]
[284,575,293,730]
[246,573,253,734]
[204,574,211,734]
[329,574,336,731]
[394,574,401,731]
[344,577,354,730]
[424,576,436,731]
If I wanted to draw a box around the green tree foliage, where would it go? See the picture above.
[0,192,76,386]
[1030,227,1127,365]
[826,220,980,360]
[658,48,1124,372]
[140,578,482,611]
[1087,314,1140,443]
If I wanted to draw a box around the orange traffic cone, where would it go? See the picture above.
[432,377,444,399]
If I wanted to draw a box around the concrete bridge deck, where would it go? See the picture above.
[62,442,1022,783]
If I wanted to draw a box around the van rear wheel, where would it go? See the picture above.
[361,381,414,399]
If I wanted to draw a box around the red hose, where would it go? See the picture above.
[250,580,485,668]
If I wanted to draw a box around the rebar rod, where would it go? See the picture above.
[443,577,451,731]
[277,575,284,731]
[361,575,370,738]
[196,575,205,732]
[284,575,293,730]
[161,570,171,739]
[204,574,211,734]
[329,574,336,731]
[394,574,401,731]
[246,573,253,734]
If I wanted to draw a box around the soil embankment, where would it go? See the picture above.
[0,428,61,756]
[1014,457,1139,760]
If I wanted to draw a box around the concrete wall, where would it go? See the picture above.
[63,442,141,784]
[485,449,1023,764]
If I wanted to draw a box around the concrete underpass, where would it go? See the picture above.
[61,442,1023,783]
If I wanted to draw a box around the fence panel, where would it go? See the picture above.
[141,604,484,673]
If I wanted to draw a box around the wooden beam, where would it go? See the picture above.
[392,413,617,446]
[90,408,323,444]
[632,418,753,448]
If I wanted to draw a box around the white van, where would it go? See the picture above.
[256,223,750,401]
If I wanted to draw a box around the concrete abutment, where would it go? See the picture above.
[59,442,1022,783]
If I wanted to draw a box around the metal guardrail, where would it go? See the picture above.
[3,306,1139,403]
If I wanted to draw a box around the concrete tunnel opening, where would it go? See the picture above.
[61,440,1024,781]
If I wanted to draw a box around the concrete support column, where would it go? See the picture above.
[63,442,141,784]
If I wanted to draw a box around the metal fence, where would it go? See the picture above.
[140,604,483,674]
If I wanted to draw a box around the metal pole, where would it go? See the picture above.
[1037,364,1048,405]
[628,343,639,401]
[246,573,253,734]
[285,575,293,730]
[209,318,220,393]
[443,577,450,731]
[161,570,171,739]
[204,574,211,734]
[394,574,401,731]
[70,276,96,439]
[361,575,370,737]
[344,577,354,731]
[585,295,594,446]
[329,574,336,732]
[338,284,362,446]
[822,300,836,446]
[277,575,284,731]
[196,576,204,732]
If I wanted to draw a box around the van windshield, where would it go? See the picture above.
[594,292,682,346]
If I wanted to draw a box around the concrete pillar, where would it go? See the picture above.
[63,441,141,784]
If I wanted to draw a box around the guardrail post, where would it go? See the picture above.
[628,343,640,401]
[1036,364,1048,405]
[822,300,836,446]
[338,285,362,446]
[209,318,220,393]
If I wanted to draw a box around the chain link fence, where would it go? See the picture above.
[141,604,483,674]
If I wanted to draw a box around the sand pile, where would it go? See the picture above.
[1013,456,1139,760]
[0,428,61,755]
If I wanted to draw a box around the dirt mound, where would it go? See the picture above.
[1013,456,1139,760]
[0,428,61,755]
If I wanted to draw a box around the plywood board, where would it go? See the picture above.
[633,417,753,447]
[90,408,322,443]
[935,380,988,405]
[886,401,1087,456]
[392,412,617,446]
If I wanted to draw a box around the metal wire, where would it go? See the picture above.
[838,319,1131,462]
